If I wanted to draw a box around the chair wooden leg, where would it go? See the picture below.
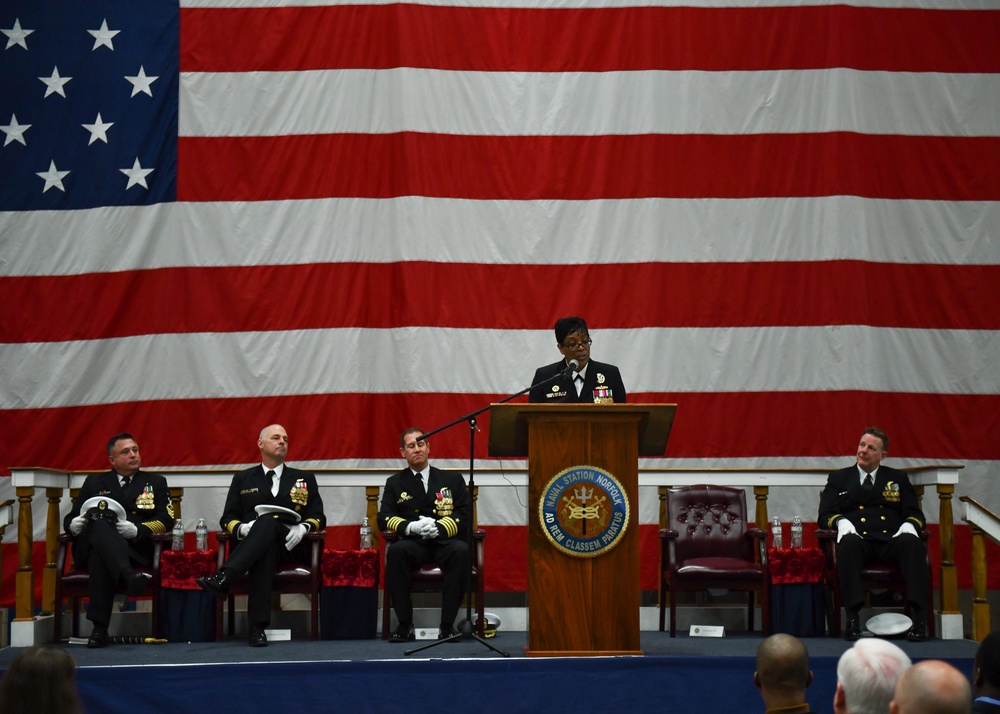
[311,593,319,640]
[381,587,392,639]
[476,588,485,638]
[669,595,677,637]
[71,598,81,638]
[214,597,224,642]
[658,579,666,632]
[151,592,160,639]
[760,585,770,635]
[826,580,843,637]
[52,598,63,644]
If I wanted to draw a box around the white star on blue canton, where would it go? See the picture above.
[37,160,70,193]
[88,19,120,51]
[120,157,154,190]
[125,66,159,98]
[82,113,114,145]
[1,114,31,146]
[39,67,72,98]
[2,18,33,50]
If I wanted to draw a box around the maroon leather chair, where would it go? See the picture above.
[53,532,168,643]
[212,530,325,641]
[380,529,486,639]
[816,527,935,638]
[659,485,770,637]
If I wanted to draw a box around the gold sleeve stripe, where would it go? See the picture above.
[827,514,844,529]
[225,519,241,536]
[439,517,458,538]
[142,521,167,534]
[386,516,405,533]
[305,518,321,531]
[906,516,925,529]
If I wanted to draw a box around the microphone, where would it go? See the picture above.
[560,359,579,378]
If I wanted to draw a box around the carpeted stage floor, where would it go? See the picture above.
[0,632,980,714]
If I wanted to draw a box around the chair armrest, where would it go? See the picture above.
[150,533,171,577]
[658,528,678,540]
[746,528,769,570]
[308,529,325,572]
[57,533,72,574]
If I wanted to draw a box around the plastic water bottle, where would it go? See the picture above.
[771,517,783,549]
[172,519,184,551]
[195,518,208,551]
[359,517,372,550]
[790,516,803,549]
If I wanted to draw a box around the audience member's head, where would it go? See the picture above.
[0,646,83,714]
[834,638,912,714]
[755,633,814,711]
[973,630,1000,701]
[889,660,970,714]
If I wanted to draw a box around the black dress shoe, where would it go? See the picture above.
[122,569,150,597]
[844,617,862,641]
[248,625,268,647]
[87,624,110,649]
[438,623,461,641]
[906,623,928,642]
[196,571,232,600]
[390,622,415,643]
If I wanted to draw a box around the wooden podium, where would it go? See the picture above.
[489,403,676,656]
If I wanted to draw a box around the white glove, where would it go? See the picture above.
[420,520,441,540]
[68,515,88,536]
[893,522,918,538]
[406,516,435,537]
[116,520,138,540]
[285,523,308,551]
[836,518,858,543]
[238,520,255,539]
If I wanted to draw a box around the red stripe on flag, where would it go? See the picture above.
[655,391,1000,463]
[180,5,1000,73]
[4,261,999,343]
[178,133,1000,203]
[1,391,997,473]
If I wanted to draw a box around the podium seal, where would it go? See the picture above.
[538,465,630,558]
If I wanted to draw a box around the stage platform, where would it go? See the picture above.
[0,632,980,714]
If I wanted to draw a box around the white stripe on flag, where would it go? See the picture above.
[5,326,998,409]
[180,69,1000,138]
[2,197,995,277]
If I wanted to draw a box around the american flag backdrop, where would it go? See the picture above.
[2,0,999,598]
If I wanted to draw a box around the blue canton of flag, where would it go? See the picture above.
[0,0,178,211]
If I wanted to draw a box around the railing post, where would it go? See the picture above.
[15,486,35,622]
[970,523,990,642]
[753,486,769,528]
[43,487,62,614]
[0,500,13,618]
[365,485,380,550]
[936,483,958,615]
[169,486,184,525]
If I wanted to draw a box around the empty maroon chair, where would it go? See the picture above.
[659,484,770,637]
